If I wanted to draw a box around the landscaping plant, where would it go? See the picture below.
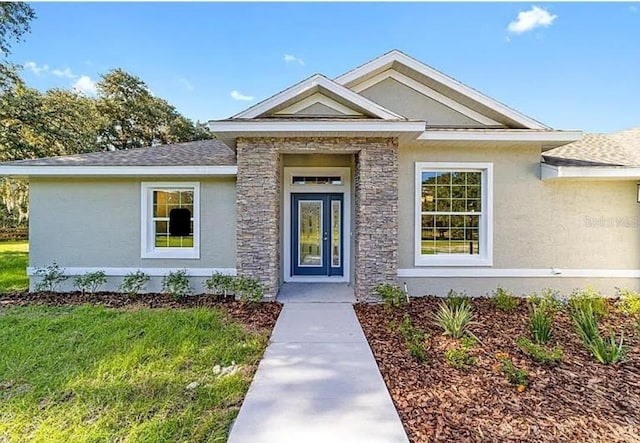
[375,283,408,310]
[495,352,529,391]
[445,289,470,310]
[529,304,553,344]
[204,272,235,297]
[516,337,563,365]
[161,269,193,299]
[569,287,609,318]
[73,270,107,295]
[398,314,429,363]
[233,275,264,303]
[434,299,476,339]
[616,287,640,317]
[118,270,150,296]
[444,336,477,370]
[572,303,625,364]
[528,288,564,313]
[491,286,519,312]
[33,262,68,292]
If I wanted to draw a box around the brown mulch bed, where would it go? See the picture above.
[0,292,282,332]
[355,297,640,442]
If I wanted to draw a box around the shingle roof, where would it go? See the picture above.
[1,139,236,167]
[543,128,640,167]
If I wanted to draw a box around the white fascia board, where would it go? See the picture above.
[231,74,403,120]
[0,165,238,177]
[209,120,426,133]
[335,50,550,130]
[27,267,237,277]
[398,268,640,278]
[541,163,640,180]
[418,130,582,143]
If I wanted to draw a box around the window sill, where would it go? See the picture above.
[414,256,493,267]
[142,248,200,260]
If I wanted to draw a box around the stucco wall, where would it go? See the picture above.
[29,177,237,272]
[359,77,481,126]
[398,142,640,295]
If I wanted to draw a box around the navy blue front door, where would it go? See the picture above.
[292,193,344,276]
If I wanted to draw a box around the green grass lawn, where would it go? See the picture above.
[0,240,29,293]
[0,305,269,442]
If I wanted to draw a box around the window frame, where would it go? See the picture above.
[141,182,201,259]
[414,162,493,266]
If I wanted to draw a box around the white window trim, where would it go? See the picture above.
[414,162,493,267]
[141,182,201,259]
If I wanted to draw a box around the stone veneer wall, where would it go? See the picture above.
[236,137,398,300]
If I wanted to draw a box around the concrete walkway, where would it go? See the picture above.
[228,299,409,443]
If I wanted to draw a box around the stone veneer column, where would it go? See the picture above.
[235,137,398,300]
[354,139,399,300]
[236,139,281,298]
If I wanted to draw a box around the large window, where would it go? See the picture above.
[415,163,492,266]
[141,182,200,259]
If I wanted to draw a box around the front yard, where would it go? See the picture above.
[0,300,281,442]
[0,240,28,292]
[356,292,640,442]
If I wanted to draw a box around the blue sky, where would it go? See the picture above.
[9,2,640,133]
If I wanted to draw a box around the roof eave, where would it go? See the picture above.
[0,165,238,178]
[541,163,640,181]
[418,130,582,147]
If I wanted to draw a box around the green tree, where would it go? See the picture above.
[96,69,212,150]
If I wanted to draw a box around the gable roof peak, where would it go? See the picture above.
[335,50,549,130]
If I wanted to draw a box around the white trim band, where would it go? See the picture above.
[418,130,582,143]
[209,120,426,133]
[541,163,640,180]
[27,267,237,277]
[0,165,238,177]
[398,268,640,278]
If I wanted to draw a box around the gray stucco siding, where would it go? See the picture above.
[29,177,237,270]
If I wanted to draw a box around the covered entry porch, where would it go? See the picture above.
[235,137,399,300]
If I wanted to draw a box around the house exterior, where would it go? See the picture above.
[2,50,639,300]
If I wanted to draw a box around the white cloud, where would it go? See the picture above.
[230,90,254,101]
[72,75,98,95]
[52,67,76,79]
[178,77,195,92]
[24,61,49,75]
[630,5,639,13]
[508,6,557,34]
[283,54,305,66]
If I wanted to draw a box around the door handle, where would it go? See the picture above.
[323,232,328,241]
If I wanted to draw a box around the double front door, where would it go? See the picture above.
[292,193,343,276]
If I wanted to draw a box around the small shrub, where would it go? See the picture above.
[572,303,625,364]
[528,288,564,313]
[491,286,519,312]
[33,262,68,292]
[434,300,476,339]
[445,289,469,310]
[569,287,608,318]
[516,337,563,365]
[161,269,193,300]
[375,283,407,310]
[118,270,150,296]
[496,353,529,388]
[73,271,107,295]
[204,272,235,297]
[398,314,428,363]
[616,287,640,317]
[461,335,478,349]
[529,305,553,344]
[445,347,476,370]
[233,275,264,303]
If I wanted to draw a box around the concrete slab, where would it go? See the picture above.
[228,302,408,443]
[276,282,356,303]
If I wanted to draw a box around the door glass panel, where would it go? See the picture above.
[331,200,341,267]
[298,200,322,267]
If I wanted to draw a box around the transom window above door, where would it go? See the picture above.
[415,163,493,266]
